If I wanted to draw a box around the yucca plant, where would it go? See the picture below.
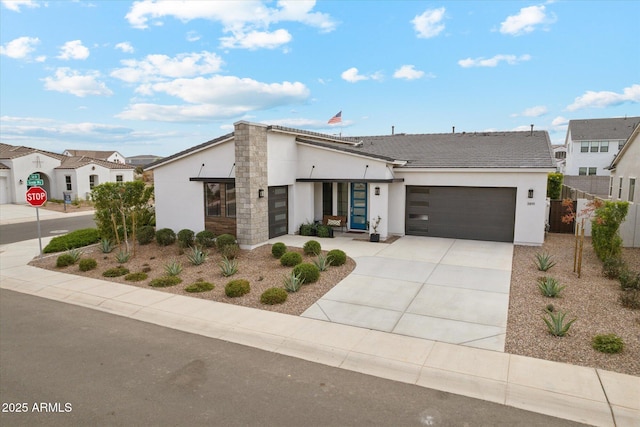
[186,246,208,266]
[115,250,131,264]
[534,252,556,271]
[164,260,183,276]
[537,276,565,298]
[542,310,576,337]
[218,256,238,277]
[313,254,332,272]
[99,238,114,254]
[66,247,83,263]
[283,271,304,293]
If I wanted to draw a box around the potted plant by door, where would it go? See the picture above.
[370,215,381,242]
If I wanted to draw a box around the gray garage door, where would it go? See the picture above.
[406,186,516,242]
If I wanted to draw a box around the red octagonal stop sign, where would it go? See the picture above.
[26,186,47,207]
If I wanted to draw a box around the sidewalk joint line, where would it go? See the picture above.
[595,368,617,427]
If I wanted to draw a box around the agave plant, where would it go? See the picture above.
[218,256,238,277]
[66,247,84,262]
[99,238,114,254]
[186,245,208,266]
[534,252,556,272]
[542,310,576,337]
[164,260,183,276]
[283,270,304,293]
[115,250,131,264]
[537,276,565,298]
[313,253,332,272]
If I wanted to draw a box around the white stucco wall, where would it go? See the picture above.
[267,133,298,186]
[9,153,59,204]
[295,144,390,181]
[565,138,622,176]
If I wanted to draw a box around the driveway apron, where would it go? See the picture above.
[302,236,513,352]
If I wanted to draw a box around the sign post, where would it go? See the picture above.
[26,186,47,257]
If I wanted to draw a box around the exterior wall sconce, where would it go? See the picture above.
[19,179,24,185]
[258,189,265,198]
[375,186,380,196]
[528,189,534,199]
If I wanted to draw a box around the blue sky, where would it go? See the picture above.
[1,0,639,157]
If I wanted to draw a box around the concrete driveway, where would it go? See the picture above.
[299,236,513,352]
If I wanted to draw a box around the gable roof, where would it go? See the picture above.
[609,123,640,170]
[56,156,134,170]
[0,143,66,161]
[64,149,123,160]
[568,116,640,141]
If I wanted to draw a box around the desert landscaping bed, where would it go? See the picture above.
[29,232,639,376]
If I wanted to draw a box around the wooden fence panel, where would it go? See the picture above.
[548,200,575,233]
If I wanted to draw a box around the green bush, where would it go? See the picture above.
[195,230,216,248]
[327,249,347,266]
[546,172,563,199]
[619,269,640,290]
[155,228,176,246]
[102,266,130,277]
[216,234,236,251]
[592,201,629,261]
[43,228,100,253]
[125,272,148,282]
[293,263,320,284]
[78,258,97,272]
[220,243,240,259]
[271,242,287,259]
[225,279,250,297]
[299,223,316,236]
[280,251,303,267]
[603,256,627,279]
[316,225,333,238]
[619,290,640,309]
[56,254,76,268]
[303,240,321,256]
[185,281,214,293]
[149,276,182,287]
[591,334,624,354]
[137,225,155,245]
[177,229,195,248]
[260,287,288,305]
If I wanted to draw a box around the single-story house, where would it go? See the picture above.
[63,149,126,164]
[0,143,135,204]
[147,121,555,248]
[126,154,164,167]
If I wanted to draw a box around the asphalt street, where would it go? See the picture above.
[0,215,96,245]
[0,290,584,427]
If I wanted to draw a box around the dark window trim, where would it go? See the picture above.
[296,178,404,183]
[191,177,235,183]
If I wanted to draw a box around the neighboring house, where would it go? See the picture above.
[146,121,555,248]
[609,123,639,203]
[63,149,126,164]
[564,116,640,177]
[0,143,134,204]
[126,155,163,167]
[552,145,566,173]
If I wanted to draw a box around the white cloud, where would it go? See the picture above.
[57,40,90,60]
[393,65,425,80]
[115,42,134,53]
[0,36,40,59]
[111,51,224,83]
[341,67,382,83]
[500,5,556,36]
[186,31,201,42]
[220,29,292,50]
[42,68,113,97]
[1,0,40,12]
[412,7,445,38]
[458,54,531,68]
[551,116,569,127]
[566,84,640,111]
[511,105,548,117]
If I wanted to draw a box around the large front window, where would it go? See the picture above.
[205,183,235,218]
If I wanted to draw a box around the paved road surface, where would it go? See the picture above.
[0,290,584,427]
[0,215,96,245]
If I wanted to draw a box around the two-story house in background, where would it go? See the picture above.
[63,149,126,164]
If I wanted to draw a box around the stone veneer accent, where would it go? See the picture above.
[233,121,269,247]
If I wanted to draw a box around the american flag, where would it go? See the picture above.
[328,111,342,124]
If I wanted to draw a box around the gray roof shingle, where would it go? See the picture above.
[568,116,640,141]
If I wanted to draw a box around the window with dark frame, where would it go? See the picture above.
[65,176,72,191]
[618,177,623,199]
[116,175,123,182]
[629,178,636,202]
[204,183,236,218]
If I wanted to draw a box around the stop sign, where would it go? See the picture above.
[26,186,47,207]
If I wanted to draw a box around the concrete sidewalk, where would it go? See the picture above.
[0,203,94,225]
[0,237,638,426]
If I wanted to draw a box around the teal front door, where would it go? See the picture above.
[350,182,367,230]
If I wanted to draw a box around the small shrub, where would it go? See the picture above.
[102,266,130,277]
[280,251,303,267]
[186,246,208,266]
[185,281,214,293]
[43,228,100,253]
[271,242,287,259]
[303,240,321,256]
[299,223,316,236]
[225,279,250,297]
[545,304,555,313]
[220,243,240,259]
[195,230,216,248]
[542,310,576,337]
[591,334,624,354]
[56,254,76,268]
[177,229,195,248]
[316,225,333,238]
[125,272,148,282]
[99,238,114,253]
[327,249,346,266]
[216,234,236,251]
[78,258,97,272]
[149,276,182,287]
[260,287,288,305]
[155,228,176,246]
[283,271,304,293]
[137,225,155,245]
[115,250,131,264]
[293,263,320,284]
[537,276,565,298]
[603,256,626,279]
[164,260,183,276]
[313,254,332,271]
[219,256,238,277]
[619,290,640,309]
[619,269,640,290]
[534,252,556,272]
